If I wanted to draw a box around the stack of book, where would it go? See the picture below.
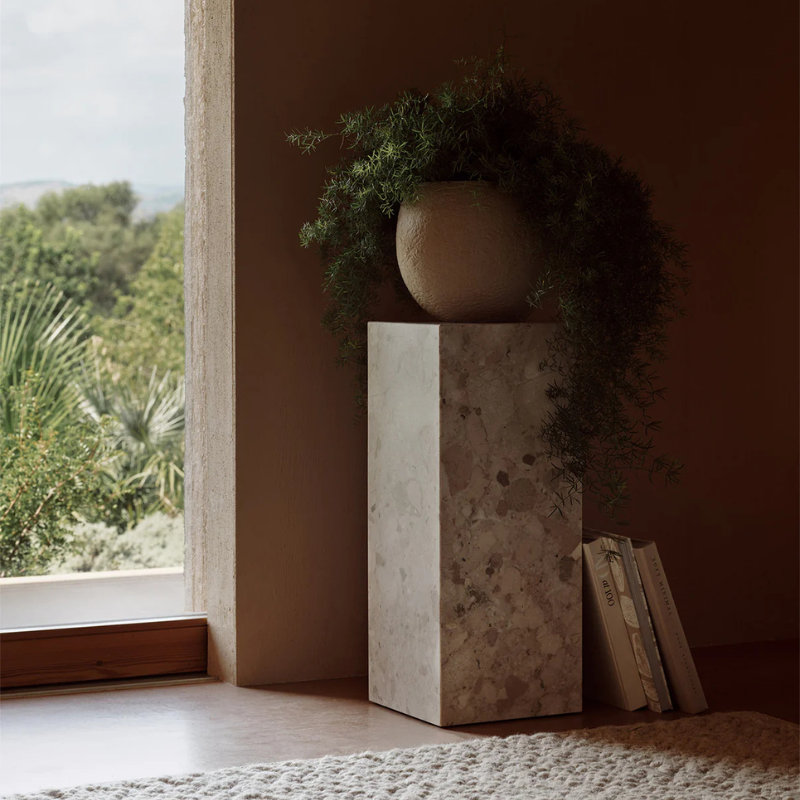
[582,529,708,714]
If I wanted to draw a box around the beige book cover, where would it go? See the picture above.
[596,534,671,712]
[633,540,708,714]
[582,539,647,711]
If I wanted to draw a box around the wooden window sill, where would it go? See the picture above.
[1,616,208,689]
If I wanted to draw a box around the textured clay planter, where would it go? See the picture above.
[395,181,540,322]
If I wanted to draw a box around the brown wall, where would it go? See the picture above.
[232,0,798,682]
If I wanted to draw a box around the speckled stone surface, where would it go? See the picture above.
[368,323,582,727]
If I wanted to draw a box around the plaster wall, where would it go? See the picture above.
[228,0,798,683]
[185,0,236,681]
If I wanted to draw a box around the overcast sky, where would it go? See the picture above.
[1,0,185,187]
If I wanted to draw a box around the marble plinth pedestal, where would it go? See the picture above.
[368,323,582,727]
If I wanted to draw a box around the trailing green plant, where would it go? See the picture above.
[289,50,689,517]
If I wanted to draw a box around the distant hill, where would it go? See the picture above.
[0,180,184,220]
[0,180,75,209]
[131,183,185,219]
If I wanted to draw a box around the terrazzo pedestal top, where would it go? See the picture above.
[368,322,582,727]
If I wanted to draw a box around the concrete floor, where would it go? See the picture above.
[1,640,797,796]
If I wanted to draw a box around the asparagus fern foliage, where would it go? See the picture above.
[289,50,689,517]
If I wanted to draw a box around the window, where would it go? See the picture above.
[1,1,188,629]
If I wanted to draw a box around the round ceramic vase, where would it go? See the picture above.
[395,181,540,322]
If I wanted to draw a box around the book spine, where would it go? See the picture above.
[635,544,708,714]
[583,540,647,711]
[601,535,672,712]
[625,543,673,712]
[599,536,662,711]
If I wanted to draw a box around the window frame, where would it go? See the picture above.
[0,0,232,690]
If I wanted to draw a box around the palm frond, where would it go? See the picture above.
[0,282,89,433]
[79,366,185,526]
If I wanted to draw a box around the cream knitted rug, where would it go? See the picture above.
[10,712,799,799]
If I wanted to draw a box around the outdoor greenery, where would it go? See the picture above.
[80,365,185,528]
[289,50,689,517]
[0,283,89,435]
[0,211,98,308]
[0,183,185,577]
[0,375,110,577]
[0,181,163,314]
[52,513,184,574]
[92,208,185,381]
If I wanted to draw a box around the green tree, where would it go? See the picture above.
[0,375,109,577]
[92,205,184,380]
[0,186,187,573]
[0,208,98,308]
[0,285,112,576]
[1,182,164,314]
[35,182,137,227]
[85,206,186,530]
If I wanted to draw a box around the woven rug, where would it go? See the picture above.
[10,711,798,799]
